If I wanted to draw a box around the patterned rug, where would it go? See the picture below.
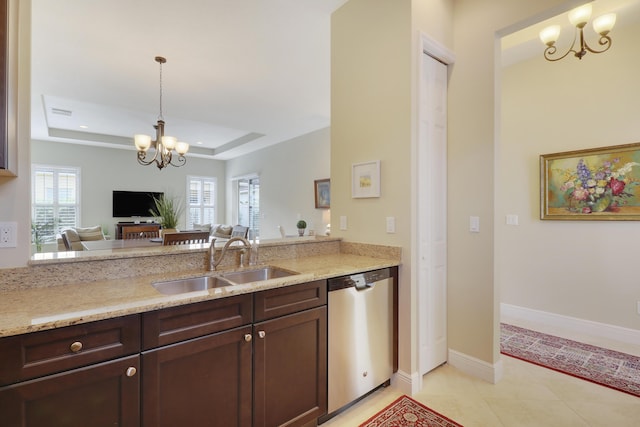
[501,323,640,398]
[359,395,463,427]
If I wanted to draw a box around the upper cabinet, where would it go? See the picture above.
[0,0,18,178]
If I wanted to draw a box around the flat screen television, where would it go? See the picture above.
[112,190,164,218]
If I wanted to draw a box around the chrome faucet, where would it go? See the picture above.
[207,236,252,271]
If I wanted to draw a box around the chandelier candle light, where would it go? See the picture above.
[134,56,189,170]
[539,4,616,61]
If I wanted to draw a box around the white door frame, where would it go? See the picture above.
[414,33,455,382]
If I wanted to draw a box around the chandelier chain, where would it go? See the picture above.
[158,59,164,121]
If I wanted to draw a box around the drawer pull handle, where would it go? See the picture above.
[258,330,266,339]
[69,341,83,353]
[244,334,252,342]
[126,367,137,377]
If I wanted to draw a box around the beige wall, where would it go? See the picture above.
[225,127,330,239]
[332,0,576,380]
[449,0,569,364]
[332,0,414,374]
[499,21,640,329]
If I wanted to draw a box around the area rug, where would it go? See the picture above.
[501,323,640,398]
[359,395,463,427]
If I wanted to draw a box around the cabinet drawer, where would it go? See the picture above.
[142,293,253,349]
[254,280,327,322]
[0,315,140,386]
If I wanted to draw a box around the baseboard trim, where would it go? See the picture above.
[391,370,421,395]
[447,349,503,384]
[501,303,640,347]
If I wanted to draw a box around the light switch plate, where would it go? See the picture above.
[386,217,395,233]
[469,216,480,233]
[339,216,347,230]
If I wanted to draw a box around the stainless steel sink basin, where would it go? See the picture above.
[222,266,297,284]
[152,276,233,295]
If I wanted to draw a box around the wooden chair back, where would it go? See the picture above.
[162,231,210,246]
[122,225,161,239]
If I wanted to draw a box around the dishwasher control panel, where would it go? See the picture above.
[328,268,391,291]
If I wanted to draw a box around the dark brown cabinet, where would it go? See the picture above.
[253,280,327,427]
[141,294,254,427]
[142,325,253,427]
[253,306,327,427]
[0,280,328,427]
[0,355,140,427]
[0,315,141,427]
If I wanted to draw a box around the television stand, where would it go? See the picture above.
[115,222,160,239]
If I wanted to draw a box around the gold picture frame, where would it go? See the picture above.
[540,142,640,220]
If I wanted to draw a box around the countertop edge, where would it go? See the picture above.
[0,253,399,338]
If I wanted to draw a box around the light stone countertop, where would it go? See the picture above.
[0,253,399,338]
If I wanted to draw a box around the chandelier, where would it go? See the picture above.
[134,56,189,170]
[539,4,616,62]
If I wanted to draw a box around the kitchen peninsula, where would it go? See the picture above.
[0,237,400,427]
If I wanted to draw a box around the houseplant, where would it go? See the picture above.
[149,194,183,234]
[296,220,307,236]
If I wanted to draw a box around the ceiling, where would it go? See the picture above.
[31,0,348,160]
[33,1,638,160]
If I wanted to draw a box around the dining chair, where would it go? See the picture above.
[122,225,161,239]
[162,231,210,246]
[60,232,72,250]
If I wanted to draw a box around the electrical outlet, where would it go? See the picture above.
[0,222,18,248]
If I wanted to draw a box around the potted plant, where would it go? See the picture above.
[296,220,307,236]
[150,194,184,234]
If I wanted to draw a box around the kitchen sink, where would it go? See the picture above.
[152,276,233,295]
[222,266,298,284]
[151,266,299,295]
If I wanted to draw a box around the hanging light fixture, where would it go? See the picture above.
[539,4,616,62]
[134,56,189,170]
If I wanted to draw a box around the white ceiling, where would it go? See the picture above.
[31,0,348,160]
[33,1,637,160]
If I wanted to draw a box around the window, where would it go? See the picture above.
[237,176,260,239]
[31,165,80,243]
[187,176,216,229]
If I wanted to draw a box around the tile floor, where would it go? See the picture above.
[321,317,640,426]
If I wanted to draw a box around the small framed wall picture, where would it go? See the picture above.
[314,178,330,208]
[352,160,381,198]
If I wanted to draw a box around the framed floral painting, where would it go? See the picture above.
[540,142,640,220]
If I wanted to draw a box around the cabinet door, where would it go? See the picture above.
[142,325,253,427]
[0,355,140,427]
[253,306,327,427]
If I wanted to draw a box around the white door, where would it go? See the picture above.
[417,52,448,375]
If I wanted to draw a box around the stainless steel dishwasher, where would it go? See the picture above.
[325,268,394,417]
